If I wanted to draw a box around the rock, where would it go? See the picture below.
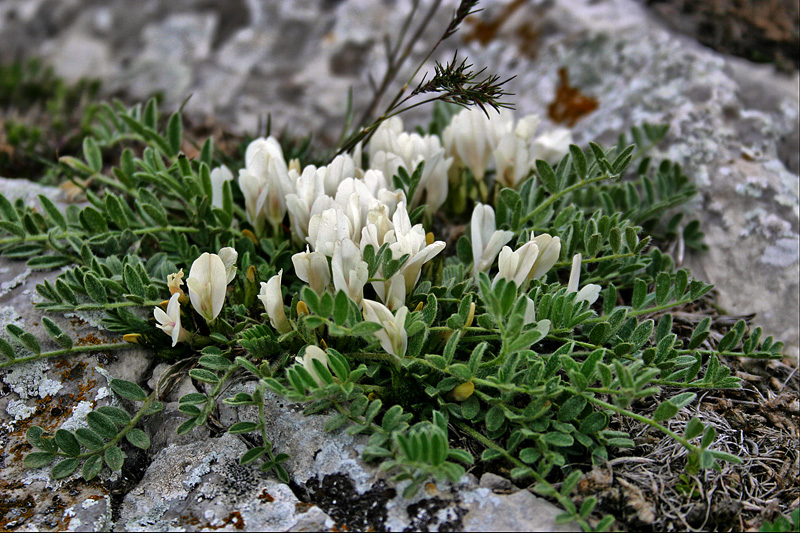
[217,387,577,531]
[0,178,153,531]
[116,433,332,532]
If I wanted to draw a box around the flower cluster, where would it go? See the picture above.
[444,108,573,189]
[156,108,575,365]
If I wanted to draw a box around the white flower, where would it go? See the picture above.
[209,165,233,209]
[524,296,536,325]
[372,272,406,311]
[494,133,533,190]
[218,247,238,284]
[241,137,293,231]
[470,203,513,278]
[567,253,601,305]
[528,234,561,281]
[388,202,445,293]
[514,114,542,141]
[186,252,228,323]
[286,165,325,244]
[292,247,331,295]
[368,117,452,213]
[154,293,189,347]
[238,169,269,235]
[331,239,369,306]
[443,107,512,182]
[296,345,331,387]
[307,206,354,257]
[321,153,358,197]
[258,270,291,334]
[362,299,408,362]
[531,127,573,166]
[492,114,544,189]
[494,242,540,288]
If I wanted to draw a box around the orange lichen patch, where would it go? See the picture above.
[179,514,201,526]
[258,489,275,503]
[0,493,36,530]
[204,511,246,530]
[463,0,527,45]
[75,333,106,347]
[69,317,88,328]
[547,68,599,127]
[463,0,542,57]
[295,502,315,514]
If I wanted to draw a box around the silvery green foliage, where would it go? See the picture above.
[0,2,786,531]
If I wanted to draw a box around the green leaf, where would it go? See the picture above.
[96,406,131,426]
[104,446,125,471]
[630,319,654,350]
[54,429,80,456]
[83,137,102,173]
[166,113,183,156]
[700,425,716,449]
[684,417,704,440]
[189,369,220,384]
[82,455,103,481]
[652,402,679,422]
[24,451,55,469]
[485,406,505,432]
[333,291,349,325]
[83,272,108,304]
[0,337,15,360]
[42,317,72,348]
[570,145,587,180]
[27,254,74,270]
[240,446,268,465]
[229,422,259,434]
[75,428,105,450]
[177,418,198,435]
[519,447,541,464]
[557,396,587,422]
[198,355,233,371]
[38,195,67,230]
[324,414,349,432]
[7,324,41,354]
[87,411,118,440]
[0,220,25,237]
[126,428,151,450]
[536,160,558,193]
[688,317,711,350]
[80,205,108,233]
[351,321,383,336]
[542,432,574,447]
[110,379,147,401]
[52,458,80,479]
[579,411,608,433]
[631,279,647,309]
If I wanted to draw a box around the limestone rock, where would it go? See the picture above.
[116,433,332,532]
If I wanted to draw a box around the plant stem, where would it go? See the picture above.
[0,342,130,370]
[0,225,201,246]
[521,175,611,224]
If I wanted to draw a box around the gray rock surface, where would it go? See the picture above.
[218,387,576,532]
[0,178,153,531]
[116,433,332,532]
